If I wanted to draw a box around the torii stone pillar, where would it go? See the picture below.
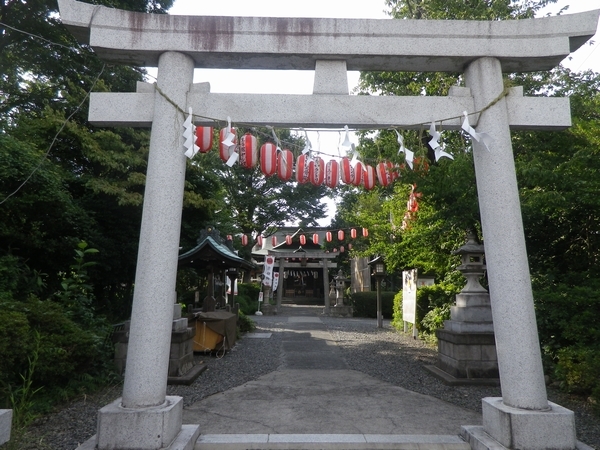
[460,57,573,449]
[94,51,200,450]
[57,1,599,448]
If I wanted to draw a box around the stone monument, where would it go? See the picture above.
[57,1,599,448]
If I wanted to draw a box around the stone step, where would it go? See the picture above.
[195,434,471,450]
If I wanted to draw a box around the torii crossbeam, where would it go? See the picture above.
[58,1,599,449]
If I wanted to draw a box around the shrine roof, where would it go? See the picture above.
[58,0,599,73]
[178,227,254,270]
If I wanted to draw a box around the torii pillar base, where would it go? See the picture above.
[461,398,580,450]
[76,396,200,450]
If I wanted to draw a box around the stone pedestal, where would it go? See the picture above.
[433,292,499,382]
[78,397,200,450]
[329,305,353,317]
[113,317,201,385]
[462,397,578,450]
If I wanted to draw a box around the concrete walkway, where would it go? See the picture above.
[184,306,480,449]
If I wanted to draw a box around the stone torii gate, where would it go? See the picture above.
[58,1,599,449]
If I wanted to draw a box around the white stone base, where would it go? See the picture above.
[463,397,577,450]
[77,424,200,450]
[0,409,12,446]
[95,396,188,450]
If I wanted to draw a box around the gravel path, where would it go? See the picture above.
[15,306,599,449]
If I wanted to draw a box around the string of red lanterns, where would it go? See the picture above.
[228,227,371,250]
[197,127,403,191]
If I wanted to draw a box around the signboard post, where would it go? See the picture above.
[402,269,418,339]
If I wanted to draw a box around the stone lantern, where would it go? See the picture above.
[453,231,487,294]
[425,231,499,384]
[329,270,352,317]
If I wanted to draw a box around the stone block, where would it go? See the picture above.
[328,305,353,318]
[0,409,12,446]
[173,303,182,320]
[455,293,491,308]
[172,318,188,332]
[481,397,576,449]
[168,354,194,377]
[437,329,495,346]
[443,320,494,333]
[313,60,349,95]
[481,344,498,361]
[96,396,183,450]
[451,305,493,323]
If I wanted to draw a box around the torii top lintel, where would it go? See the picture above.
[58,0,598,73]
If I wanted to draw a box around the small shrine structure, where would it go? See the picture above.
[178,227,255,311]
[252,228,337,314]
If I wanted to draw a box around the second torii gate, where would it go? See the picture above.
[58,1,599,449]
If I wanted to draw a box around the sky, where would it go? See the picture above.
[162,0,600,226]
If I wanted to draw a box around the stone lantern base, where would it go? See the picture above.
[328,305,353,317]
[425,292,499,385]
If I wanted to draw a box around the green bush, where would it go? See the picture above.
[554,346,600,398]
[391,283,459,337]
[421,303,451,335]
[391,290,403,329]
[235,283,261,315]
[237,311,256,334]
[350,291,396,319]
[534,280,600,358]
[0,296,114,400]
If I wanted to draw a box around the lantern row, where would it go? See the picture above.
[194,125,401,190]
[226,227,369,248]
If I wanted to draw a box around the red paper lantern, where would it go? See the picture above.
[296,154,310,184]
[333,248,338,253]
[272,236,278,246]
[362,228,369,237]
[326,231,332,242]
[352,162,364,187]
[325,159,339,188]
[351,228,357,239]
[338,230,345,241]
[260,142,277,176]
[363,165,376,190]
[239,133,258,169]
[376,161,394,187]
[219,127,236,162]
[309,157,325,186]
[313,233,319,245]
[257,235,263,247]
[340,157,353,184]
[277,149,294,181]
[286,235,292,245]
[348,243,353,250]
[241,234,248,246]
[340,245,345,253]
[300,235,307,245]
[195,126,213,153]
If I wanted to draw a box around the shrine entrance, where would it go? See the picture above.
[57,1,599,449]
